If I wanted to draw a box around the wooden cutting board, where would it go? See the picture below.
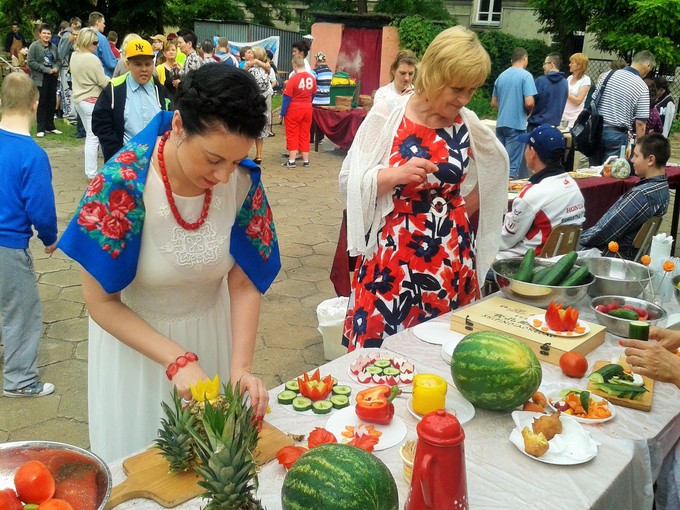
[450,296,606,366]
[105,421,293,508]
[587,360,654,412]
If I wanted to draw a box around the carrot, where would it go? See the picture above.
[533,319,543,327]
[574,327,586,334]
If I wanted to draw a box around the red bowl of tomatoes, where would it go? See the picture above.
[589,295,667,337]
[0,441,111,509]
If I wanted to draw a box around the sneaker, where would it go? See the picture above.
[302,161,310,168]
[282,161,296,168]
[48,129,63,135]
[4,381,55,398]
[36,132,45,138]
[73,133,85,139]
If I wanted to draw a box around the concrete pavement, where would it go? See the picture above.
[0,123,347,449]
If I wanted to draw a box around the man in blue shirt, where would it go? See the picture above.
[92,39,170,160]
[88,11,117,78]
[492,48,537,179]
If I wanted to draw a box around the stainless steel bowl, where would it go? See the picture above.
[0,441,111,509]
[491,257,594,308]
[673,275,680,305]
[578,257,655,298]
[589,295,667,337]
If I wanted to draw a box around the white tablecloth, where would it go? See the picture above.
[109,293,680,509]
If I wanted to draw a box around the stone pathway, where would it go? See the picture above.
[0,123,346,449]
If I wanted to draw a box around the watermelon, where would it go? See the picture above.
[281,443,398,510]
[451,331,542,411]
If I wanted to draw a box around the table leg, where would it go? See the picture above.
[312,118,323,152]
[671,190,679,254]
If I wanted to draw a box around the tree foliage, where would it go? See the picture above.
[395,15,454,58]
[374,0,454,22]
[526,0,591,63]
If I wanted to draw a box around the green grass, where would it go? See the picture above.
[272,94,282,111]
[31,117,84,148]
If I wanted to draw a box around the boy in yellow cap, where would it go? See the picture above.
[93,39,170,160]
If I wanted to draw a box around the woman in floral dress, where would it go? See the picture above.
[340,26,509,350]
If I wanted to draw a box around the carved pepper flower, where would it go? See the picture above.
[191,374,220,403]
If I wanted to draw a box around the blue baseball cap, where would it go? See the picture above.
[518,124,565,161]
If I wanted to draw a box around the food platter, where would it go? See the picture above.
[547,391,616,424]
[406,392,475,425]
[508,411,599,465]
[325,407,407,451]
[348,350,416,388]
[412,321,465,346]
[527,314,590,338]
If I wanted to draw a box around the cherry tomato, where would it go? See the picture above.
[559,352,589,378]
[38,499,75,510]
[14,460,55,504]
[552,400,571,412]
[0,488,24,510]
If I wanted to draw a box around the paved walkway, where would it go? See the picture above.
[0,123,347,449]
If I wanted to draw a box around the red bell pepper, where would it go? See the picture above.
[297,368,333,401]
[355,385,399,425]
[545,301,579,332]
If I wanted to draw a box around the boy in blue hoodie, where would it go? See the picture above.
[0,72,58,397]
[527,52,569,131]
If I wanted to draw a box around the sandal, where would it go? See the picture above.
[253,158,262,165]
[4,381,55,398]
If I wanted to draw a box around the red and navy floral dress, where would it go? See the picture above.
[342,115,479,351]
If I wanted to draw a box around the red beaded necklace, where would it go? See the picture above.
[157,130,212,230]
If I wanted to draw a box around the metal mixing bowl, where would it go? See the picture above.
[0,441,111,509]
[577,257,655,298]
[589,295,667,337]
[491,257,594,308]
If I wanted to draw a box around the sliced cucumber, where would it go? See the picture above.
[277,390,297,405]
[365,366,383,375]
[628,321,650,341]
[292,396,312,412]
[312,400,333,414]
[373,360,392,369]
[330,394,349,409]
[588,372,605,384]
[331,377,338,387]
[332,385,352,396]
[382,367,400,376]
[285,380,300,392]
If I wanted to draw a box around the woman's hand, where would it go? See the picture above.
[377,156,437,196]
[620,338,680,388]
[232,371,269,419]
[172,362,211,401]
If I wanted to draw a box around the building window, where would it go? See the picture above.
[475,0,502,25]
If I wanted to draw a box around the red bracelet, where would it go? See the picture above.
[166,352,198,380]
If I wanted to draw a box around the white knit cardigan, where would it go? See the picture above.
[339,98,510,288]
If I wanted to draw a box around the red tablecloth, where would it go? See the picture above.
[330,166,680,297]
[312,107,367,151]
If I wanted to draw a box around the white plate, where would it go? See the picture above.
[441,339,459,364]
[413,321,465,346]
[325,406,407,451]
[527,314,590,337]
[406,392,475,425]
[348,351,416,389]
[509,411,599,465]
[546,391,616,424]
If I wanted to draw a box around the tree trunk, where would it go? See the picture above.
[357,0,367,14]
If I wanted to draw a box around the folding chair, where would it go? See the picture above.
[632,216,662,262]
[540,224,582,258]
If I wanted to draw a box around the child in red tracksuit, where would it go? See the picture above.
[280,55,316,168]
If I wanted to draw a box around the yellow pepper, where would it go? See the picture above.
[412,374,447,415]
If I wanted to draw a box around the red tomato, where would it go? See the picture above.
[559,352,589,378]
[38,499,75,510]
[0,489,24,510]
[14,460,56,504]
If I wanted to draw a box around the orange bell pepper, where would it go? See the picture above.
[355,385,399,425]
[297,369,333,401]
[545,301,579,332]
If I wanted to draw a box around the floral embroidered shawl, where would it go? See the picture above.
[58,111,281,294]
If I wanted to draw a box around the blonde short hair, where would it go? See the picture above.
[569,53,589,77]
[0,72,38,114]
[252,46,267,62]
[119,33,141,58]
[292,55,305,69]
[74,28,99,53]
[414,26,490,100]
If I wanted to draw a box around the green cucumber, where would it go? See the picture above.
[382,367,401,376]
[560,265,590,286]
[608,309,639,320]
[628,321,650,341]
[285,380,300,392]
[591,382,647,400]
[588,372,605,384]
[332,385,352,396]
[514,249,536,282]
[535,251,577,285]
[590,363,625,382]
[277,390,298,405]
[292,396,312,412]
[312,400,333,414]
[365,366,383,375]
[330,394,350,409]
[373,360,392,369]
[331,377,338,387]
[531,266,553,283]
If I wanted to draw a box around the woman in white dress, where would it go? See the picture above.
[372,50,418,108]
[59,66,279,462]
[561,53,592,128]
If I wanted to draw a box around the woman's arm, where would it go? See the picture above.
[227,263,268,419]
[81,269,208,398]
[567,82,590,106]
[376,157,438,197]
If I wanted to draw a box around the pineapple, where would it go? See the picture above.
[190,381,264,510]
[156,387,198,472]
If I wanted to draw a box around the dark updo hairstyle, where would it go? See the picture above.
[174,65,267,140]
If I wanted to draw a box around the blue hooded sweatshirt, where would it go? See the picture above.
[528,71,569,127]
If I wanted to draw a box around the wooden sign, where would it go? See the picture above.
[105,421,293,508]
[587,360,653,412]
[450,296,606,366]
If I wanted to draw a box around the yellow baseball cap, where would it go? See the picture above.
[126,39,153,59]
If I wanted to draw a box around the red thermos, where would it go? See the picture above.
[405,409,468,510]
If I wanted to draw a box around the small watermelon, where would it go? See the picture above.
[281,443,398,510]
[451,331,542,411]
